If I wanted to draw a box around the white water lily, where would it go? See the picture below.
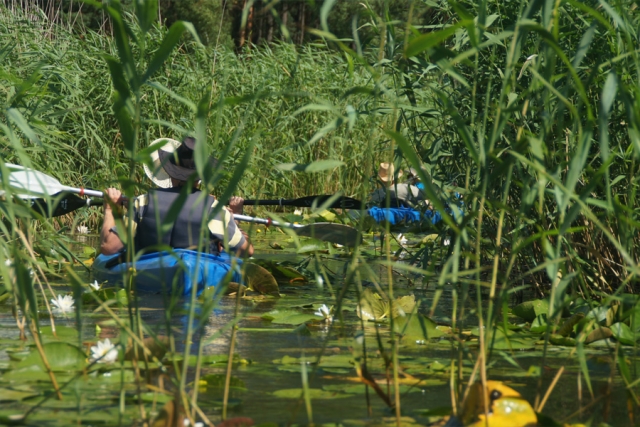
[51,294,75,313]
[314,304,333,322]
[293,208,303,216]
[4,259,12,267]
[183,419,204,427]
[89,280,100,291]
[90,338,118,364]
[76,225,89,234]
[396,233,408,245]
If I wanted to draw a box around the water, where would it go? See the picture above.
[0,232,636,426]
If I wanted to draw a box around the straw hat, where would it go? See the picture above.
[378,162,402,183]
[143,137,218,188]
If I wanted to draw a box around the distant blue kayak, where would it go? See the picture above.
[92,249,243,296]
[367,207,443,226]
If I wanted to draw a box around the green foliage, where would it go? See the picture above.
[160,0,233,47]
[2,1,640,424]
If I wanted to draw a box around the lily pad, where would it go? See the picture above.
[489,327,537,350]
[610,322,637,346]
[0,387,39,402]
[82,288,129,306]
[272,354,354,369]
[530,314,550,334]
[549,333,576,346]
[392,295,417,318]
[356,289,389,321]
[512,299,549,322]
[323,383,428,394]
[624,305,640,332]
[583,326,613,345]
[394,313,446,342]
[557,313,585,337]
[272,388,350,399]
[252,259,307,284]
[38,325,79,342]
[165,353,250,366]
[586,304,618,326]
[131,392,173,404]
[16,342,87,372]
[356,289,414,321]
[261,309,318,325]
[297,241,328,253]
[244,263,280,296]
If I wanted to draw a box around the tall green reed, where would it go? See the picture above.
[308,0,640,419]
[3,0,640,423]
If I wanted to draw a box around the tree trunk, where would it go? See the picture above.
[266,7,274,43]
[256,0,263,43]
[298,2,305,44]
[239,0,248,47]
[282,0,288,27]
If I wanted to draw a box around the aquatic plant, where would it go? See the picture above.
[50,294,75,313]
[314,304,333,322]
[89,338,118,364]
[0,0,639,425]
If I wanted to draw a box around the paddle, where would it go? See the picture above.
[1,164,104,198]
[25,194,103,218]
[1,164,362,246]
[233,214,360,247]
[243,195,363,210]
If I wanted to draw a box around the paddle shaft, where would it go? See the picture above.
[50,185,103,198]
[243,195,363,209]
[232,214,303,230]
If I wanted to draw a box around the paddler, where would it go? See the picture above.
[406,165,429,190]
[100,137,254,258]
[369,162,427,208]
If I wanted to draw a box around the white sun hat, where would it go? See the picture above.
[143,138,181,188]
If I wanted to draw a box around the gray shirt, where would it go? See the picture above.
[370,184,426,207]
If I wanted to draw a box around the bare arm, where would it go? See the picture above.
[229,196,254,257]
[100,188,125,255]
[236,230,254,257]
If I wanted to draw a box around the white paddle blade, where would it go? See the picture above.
[6,170,65,196]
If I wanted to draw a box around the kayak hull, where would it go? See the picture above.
[366,207,443,227]
[92,249,242,296]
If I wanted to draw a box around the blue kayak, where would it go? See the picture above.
[92,249,243,297]
[367,207,443,226]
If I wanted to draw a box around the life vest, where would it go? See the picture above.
[134,188,221,253]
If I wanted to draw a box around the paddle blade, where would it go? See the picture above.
[27,194,99,218]
[295,222,362,247]
[4,169,65,196]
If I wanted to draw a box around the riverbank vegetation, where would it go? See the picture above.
[0,0,639,425]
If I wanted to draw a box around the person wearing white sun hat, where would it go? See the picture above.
[369,162,426,208]
[100,136,253,258]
